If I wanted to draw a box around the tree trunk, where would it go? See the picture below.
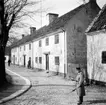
[0,46,6,86]
[0,0,7,86]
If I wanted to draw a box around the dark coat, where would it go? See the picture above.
[76,72,85,96]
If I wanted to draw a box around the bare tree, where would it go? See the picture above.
[0,0,6,86]
[7,36,19,46]
[0,0,43,86]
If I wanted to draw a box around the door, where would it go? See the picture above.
[23,55,26,67]
[13,55,15,64]
[45,54,49,70]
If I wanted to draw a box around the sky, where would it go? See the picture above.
[15,0,106,38]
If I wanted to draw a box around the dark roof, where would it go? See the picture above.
[86,4,106,33]
[11,1,100,48]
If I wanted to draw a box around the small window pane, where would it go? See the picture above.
[55,34,59,44]
[24,45,25,51]
[55,56,59,65]
[39,40,42,47]
[39,57,42,64]
[29,44,31,50]
[102,51,106,63]
[35,57,38,63]
[46,38,49,46]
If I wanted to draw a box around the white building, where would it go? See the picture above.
[11,26,66,76]
[86,4,106,83]
[11,1,100,78]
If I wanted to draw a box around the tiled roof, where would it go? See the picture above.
[86,4,106,33]
[11,1,100,48]
[11,5,85,48]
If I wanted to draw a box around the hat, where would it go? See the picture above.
[76,67,81,70]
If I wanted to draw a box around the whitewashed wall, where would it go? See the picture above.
[87,30,106,82]
[11,31,66,74]
[33,31,65,74]
[11,42,33,67]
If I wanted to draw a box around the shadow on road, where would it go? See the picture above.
[87,99,106,104]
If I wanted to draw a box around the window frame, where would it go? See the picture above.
[24,45,26,51]
[29,43,31,50]
[35,57,38,63]
[39,57,42,64]
[39,40,42,47]
[102,51,106,64]
[45,37,49,46]
[55,56,60,65]
[55,34,59,44]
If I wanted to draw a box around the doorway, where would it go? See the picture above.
[45,54,49,70]
[23,55,26,67]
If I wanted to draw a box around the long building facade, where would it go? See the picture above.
[11,0,100,79]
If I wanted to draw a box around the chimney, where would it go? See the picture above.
[47,13,59,24]
[89,0,97,5]
[89,0,96,3]
[30,27,36,35]
[22,34,25,38]
[89,0,98,10]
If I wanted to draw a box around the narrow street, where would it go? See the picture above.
[4,64,106,105]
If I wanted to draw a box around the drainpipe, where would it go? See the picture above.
[61,28,67,78]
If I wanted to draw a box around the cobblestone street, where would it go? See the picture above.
[3,64,106,105]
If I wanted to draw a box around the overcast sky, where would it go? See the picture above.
[15,0,106,38]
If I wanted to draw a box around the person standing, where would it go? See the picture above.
[27,58,31,69]
[72,67,85,105]
[8,59,11,66]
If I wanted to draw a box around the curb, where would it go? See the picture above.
[0,69,32,104]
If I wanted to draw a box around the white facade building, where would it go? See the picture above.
[11,1,100,78]
[33,30,66,74]
[86,4,106,83]
[11,30,66,75]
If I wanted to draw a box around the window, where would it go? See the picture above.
[46,38,49,46]
[20,57,21,61]
[55,34,59,44]
[29,44,31,50]
[20,47,21,51]
[24,45,26,51]
[39,57,42,64]
[55,56,60,65]
[35,57,38,63]
[102,51,106,63]
[39,40,42,47]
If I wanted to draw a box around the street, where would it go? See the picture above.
[3,64,106,105]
